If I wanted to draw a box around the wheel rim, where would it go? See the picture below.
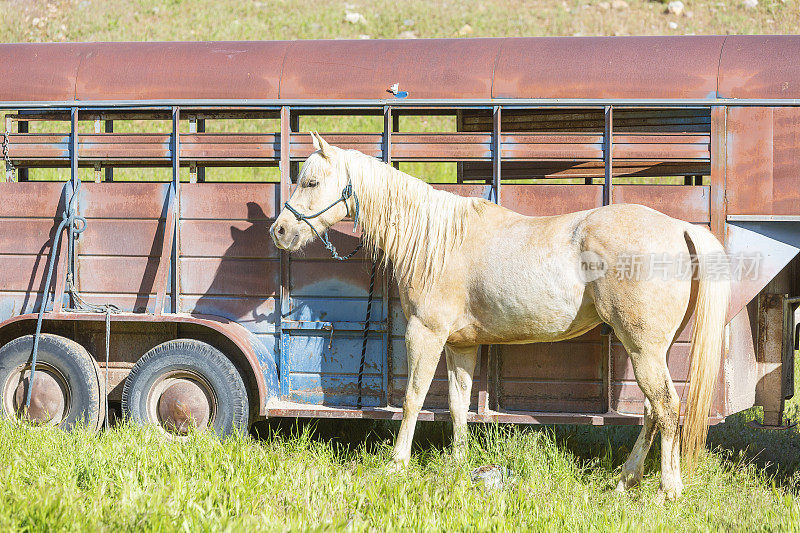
[147,371,217,436]
[2,363,71,426]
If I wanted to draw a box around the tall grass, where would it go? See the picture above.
[0,402,798,531]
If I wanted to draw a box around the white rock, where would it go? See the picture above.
[458,24,473,36]
[403,19,415,27]
[667,0,684,16]
[743,0,758,8]
[598,1,610,10]
[612,0,628,9]
[398,30,418,39]
[359,34,371,39]
[345,11,366,24]
[668,21,679,29]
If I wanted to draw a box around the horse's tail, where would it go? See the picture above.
[681,224,730,467]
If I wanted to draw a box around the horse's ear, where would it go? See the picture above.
[310,131,333,159]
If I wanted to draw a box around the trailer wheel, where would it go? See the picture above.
[121,339,250,437]
[0,334,104,430]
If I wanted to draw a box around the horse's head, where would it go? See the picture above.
[270,132,351,252]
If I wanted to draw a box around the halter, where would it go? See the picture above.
[283,180,363,261]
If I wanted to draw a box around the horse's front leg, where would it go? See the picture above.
[444,344,478,460]
[392,316,447,467]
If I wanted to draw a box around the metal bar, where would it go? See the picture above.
[170,106,180,313]
[189,117,197,183]
[154,185,177,315]
[603,105,613,206]
[289,112,300,179]
[492,106,501,204]
[710,106,727,239]
[382,105,392,405]
[4,98,800,109]
[51,185,70,314]
[196,118,205,182]
[727,214,800,222]
[104,120,113,182]
[17,120,28,181]
[69,107,78,283]
[279,106,291,398]
[383,106,392,164]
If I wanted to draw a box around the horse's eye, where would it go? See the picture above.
[306,180,318,188]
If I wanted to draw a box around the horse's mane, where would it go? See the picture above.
[341,149,487,289]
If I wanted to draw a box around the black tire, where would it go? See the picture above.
[0,334,104,430]
[121,339,250,437]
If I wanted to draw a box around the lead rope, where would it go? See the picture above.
[25,179,119,417]
[357,260,378,409]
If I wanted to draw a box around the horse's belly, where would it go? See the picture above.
[451,265,598,345]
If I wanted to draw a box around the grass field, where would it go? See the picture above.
[0,378,798,531]
[1,0,800,530]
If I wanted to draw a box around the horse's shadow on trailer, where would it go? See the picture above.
[192,201,279,328]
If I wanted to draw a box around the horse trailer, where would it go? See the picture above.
[0,36,798,434]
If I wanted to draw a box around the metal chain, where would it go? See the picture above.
[2,123,13,176]
[357,259,378,409]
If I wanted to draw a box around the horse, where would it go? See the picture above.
[270,132,730,501]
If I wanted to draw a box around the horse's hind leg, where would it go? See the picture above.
[616,397,657,492]
[617,338,683,500]
[444,344,478,459]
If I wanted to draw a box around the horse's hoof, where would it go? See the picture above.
[386,461,407,474]
[615,473,641,493]
[656,487,681,503]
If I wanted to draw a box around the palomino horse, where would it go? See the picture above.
[270,133,730,500]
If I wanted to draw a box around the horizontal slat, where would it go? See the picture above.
[612,185,710,223]
[0,182,64,216]
[500,381,605,413]
[500,184,603,215]
[180,295,278,332]
[181,183,279,220]
[180,219,278,259]
[287,373,383,407]
[499,340,604,381]
[80,183,170,219]
[290,260,384,298]
[179,257,279,297]
[78,219,165,257]
[6,131,709,166]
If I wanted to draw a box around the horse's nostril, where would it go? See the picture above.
[277,225,286,237]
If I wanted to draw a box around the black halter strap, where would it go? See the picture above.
[283,181,363,261]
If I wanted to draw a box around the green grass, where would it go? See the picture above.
[0,399,798,531]
[0,354,797,531]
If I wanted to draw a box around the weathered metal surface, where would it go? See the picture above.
[0,37,798,104]
[725,222,800,320]
[500,185,603,216]
[280,38,500,100]
[718,35,800,100]
[611,185,710,223]
[155,376,213,434]
[9,367,68,424]
[492,36,725,99]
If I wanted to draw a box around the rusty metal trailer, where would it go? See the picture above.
[0,36,798,435]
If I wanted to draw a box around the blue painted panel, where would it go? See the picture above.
[284,333,384,375]
[288,296,384,323]
[183,295,279,334]
[287,372,383,407]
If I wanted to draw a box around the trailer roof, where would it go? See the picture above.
[1,36,799,103]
